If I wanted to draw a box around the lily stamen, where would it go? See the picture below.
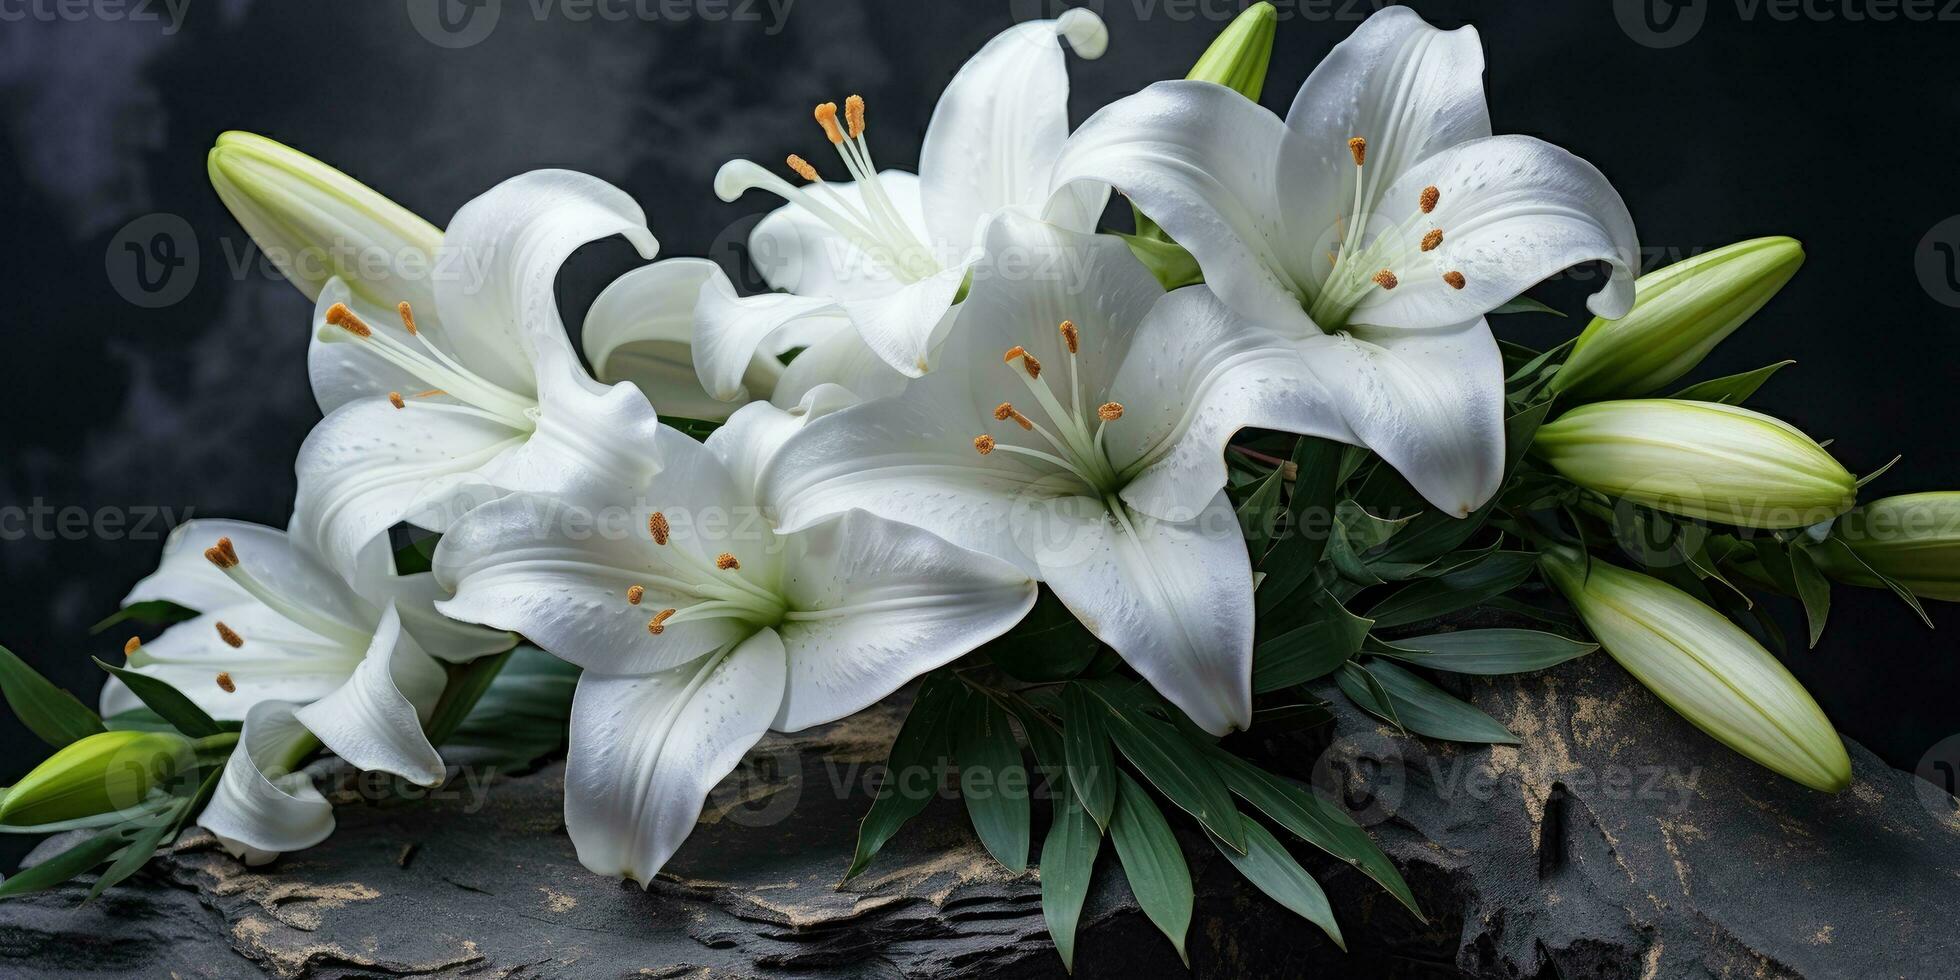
[626,585,645,605]
[215,671,236,693]
[318,303,535,427]
[204,537,372,647]
[215,621,244,649]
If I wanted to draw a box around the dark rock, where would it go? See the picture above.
[0,654,1954,978]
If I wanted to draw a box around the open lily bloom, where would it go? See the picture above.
[1051,6,1639,514]
[289,170,665,579]
[104,519,513,793]
[705,8,1112,385]
[762,212,1342,735]
[433,394,1035,883]
[196,700,336,865]
[581,256,906,417]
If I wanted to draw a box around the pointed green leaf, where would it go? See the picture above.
[91,659,224,738]
[1209,818,1344,949]
[1373,629,1598,675]
[847,673,965,880]
[0,826,126,900]
[85,796,192,901]
[1207,749,1422,919]
[1336,662,1404,733]
[986,588,1103,682]
[1109,774,1193,965]
[1668,360,1795,404]
[1365,551,1539,629]
[87,600,197,636]
[0,645,105,748]
[1342,660,1518,745]
[1082,681,1244,851]
[1257,437,1347,614]
[957,693,1031,874]
[1788,544,1833,648]
[1061,683,1117,830]
[1040,781,1101,972]
[1238,463,1289,555]
[1252,591,1372,693]
[1491,295,1567,318]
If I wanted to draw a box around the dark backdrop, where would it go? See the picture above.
[2,0,1956,829]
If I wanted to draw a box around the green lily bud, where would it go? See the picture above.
[1812,492,1960,601]
[1186,2,1278,103]
[1540,549,1851,792]
[1534,399,1856,529]
[0,730,195,826]
[1550,237,1804,400]
[207,131,442,310]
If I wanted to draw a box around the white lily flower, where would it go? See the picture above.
[703,9,1111,386]
[103,520,513,790]
[432,392,1036,883]
[761,212,1340,735]
[196,700,334,865]
[288,169,673,580]
[1051,6,1640,514]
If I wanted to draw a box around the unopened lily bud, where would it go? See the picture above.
[1812,492,1960,601]
[1185,1,1278,103]
[1540,549,1851,792]
[1551,237,1804,400]
[0,730,195,826]
[207,131,442,311]
[1534,399,1856,529]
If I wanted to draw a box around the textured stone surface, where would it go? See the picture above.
[1,653,1955,978]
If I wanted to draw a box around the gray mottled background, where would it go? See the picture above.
[2,0,1956,835]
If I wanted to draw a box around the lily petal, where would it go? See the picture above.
[103,603,357,721]
[1028,491,1254,736]
[584,258,815,419]
[770,322,910,408]
[475,342,666,505]
[919,8,1110,252]
[1110,287,1353,522]
[307,278,432,416]
[1301,317,1506,516]
[1355,135,1638,328]
[294,604,449,787]
[196,700,333,865]
[123,519,371,624]
[836,264,969,377]
[292,393,528,581]
[564,631,786,885]
[773,510,1035,731]
[434,169,659,390]
[708,386,860,507]
[434,433,762,676]
[692,262,852,400]
[1051,79,1315,335]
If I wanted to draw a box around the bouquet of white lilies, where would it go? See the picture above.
[5,4,1956,968]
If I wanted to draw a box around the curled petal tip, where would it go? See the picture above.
[1056,7,1108,59]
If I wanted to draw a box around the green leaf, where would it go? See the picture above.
[102,708,178,733]
[1252,591,1372,693]
[1060,684,1117,830]
[90,659,222,738]
[1668,360,1795,404]
[1364,551,1539,629]
[1039,779,1101,972]
[423,648,514,747]
[441,646,578,768]
[1115,231,1204,291]
[87,600,197,636]
[1082,681,1244,852]
[1207,750,1422,919]
[1788,544,1833,648]
[1336,662,1403,732]
[0,645,105,748]
[0,826,127,899]
[1817,537,1934,628]
[86,796,192,901]
[986,588,1102,682]
[1109,774,1194,965]
[1209,818,1344,949]
[1340,661,1518,744]
[1237,463,1289,555]
[660,416,724,441]
[846,673,965,880]
[956,694,1031,874]
[1490,295,1566,318]
[1256,437,1346,614]
[1373,629,1597,675]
